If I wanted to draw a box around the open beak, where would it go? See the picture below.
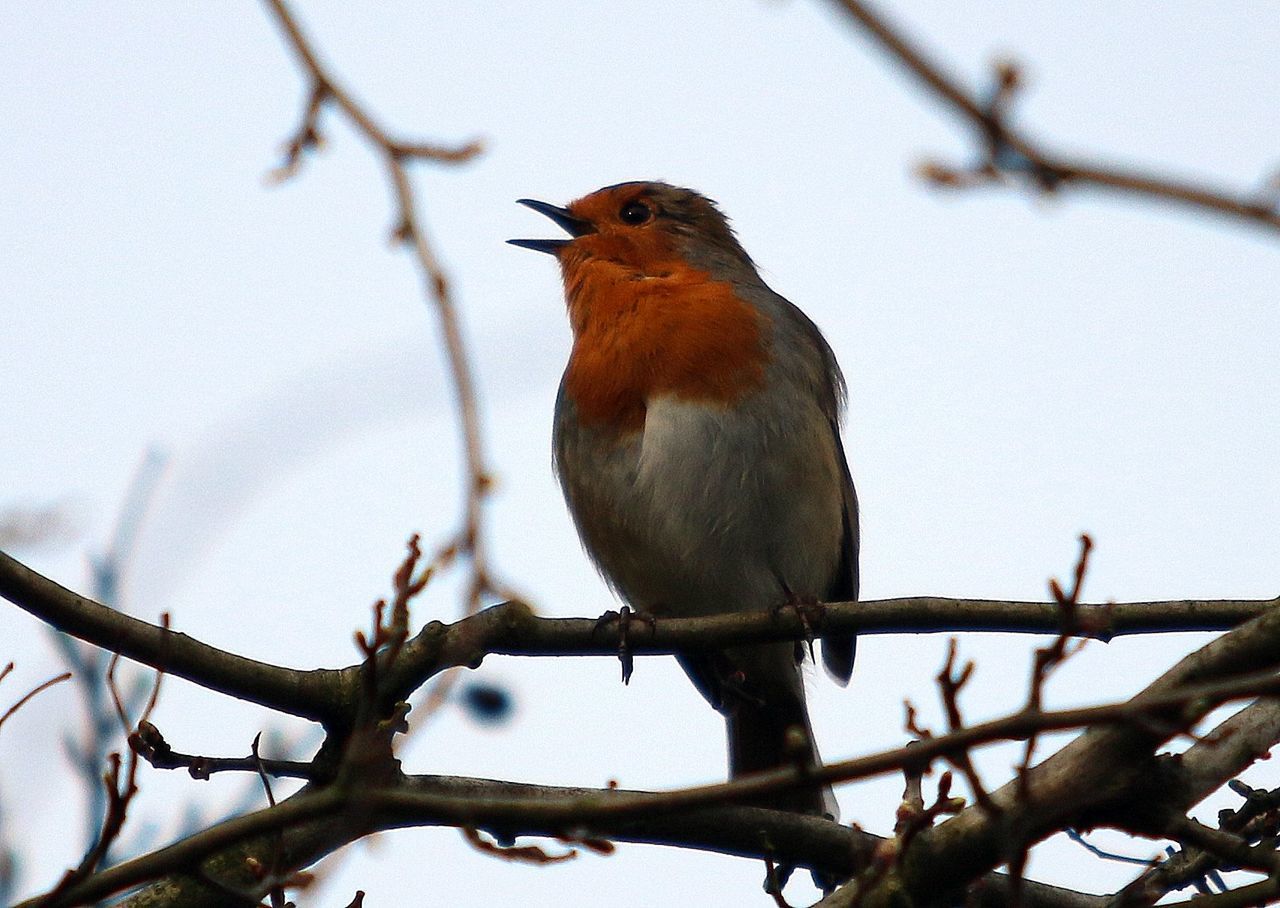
[507,199,594,254]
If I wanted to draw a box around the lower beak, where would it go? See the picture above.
[508,199,594,255]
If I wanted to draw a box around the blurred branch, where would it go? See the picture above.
[90,446,167,609]
[0,502,78,552]
[260,0,499,591]
[0,666,72,731]
[829,0,1280,234]
[36,646,165,906]
[48,447,167,852]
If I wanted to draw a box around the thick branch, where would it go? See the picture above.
[1109,697,1280,904]
[841,607,1280,906]
[1142,696,1280,816]
[0,550,349,724]
[56,776,1097,908]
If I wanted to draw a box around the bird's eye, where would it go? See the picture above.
[618,201,652,225]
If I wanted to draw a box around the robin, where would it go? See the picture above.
[510,182,858,817]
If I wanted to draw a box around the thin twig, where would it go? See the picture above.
[1005,537,1097,903]
[0,670,72,730]
[131,721,314,780]
[1065,829,1158,868]
[934,640,998,814]
[249,732,290,908]
[1019,536,1094,793]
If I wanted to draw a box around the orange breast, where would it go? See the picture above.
[561,259,769,434]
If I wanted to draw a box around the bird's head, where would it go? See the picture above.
[509,182,753,281]
[510,182,772,428]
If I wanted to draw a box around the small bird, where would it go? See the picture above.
[510,182,858,816]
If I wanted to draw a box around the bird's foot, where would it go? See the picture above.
[593,605,655,685]
[772,594,825,664]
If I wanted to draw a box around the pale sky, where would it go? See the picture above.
[2,2,1278,905]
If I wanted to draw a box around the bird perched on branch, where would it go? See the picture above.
[510,182,858,817]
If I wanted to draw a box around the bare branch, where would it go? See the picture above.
[4,547,1275,725]
[828,0,1280,235]
[376,594,1279,706]
[132,721,314,781]
[43,774,1095,908]
[838,606,1280,905]
[0,549,349,723]
[34,656,1280,907]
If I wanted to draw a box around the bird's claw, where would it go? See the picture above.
[773,595,825,664]
[593,605,655,685]
[592,609,622,635]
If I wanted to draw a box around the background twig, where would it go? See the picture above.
[830,0,1280,234]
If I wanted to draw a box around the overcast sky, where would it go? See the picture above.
[2,2,1278,904]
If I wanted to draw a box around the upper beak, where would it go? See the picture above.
[507,199,595,254]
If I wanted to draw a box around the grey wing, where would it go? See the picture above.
[784,294,860,684]
[821,423,859,685]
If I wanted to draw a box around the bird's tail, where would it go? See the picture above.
[723,649,837,819]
